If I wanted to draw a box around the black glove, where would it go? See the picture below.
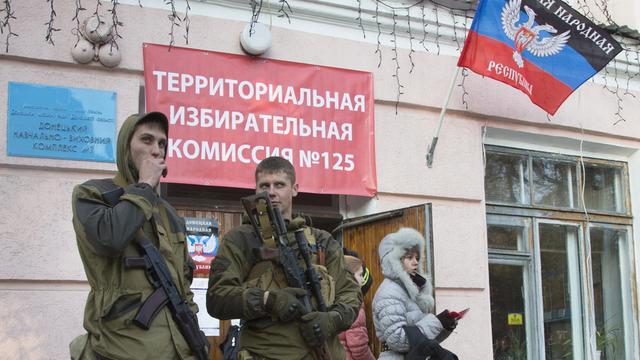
[432,345,459,360]
[404,325,458,360]
[263,288,307,322]
[299,311,339,347]
[436,310,457,331]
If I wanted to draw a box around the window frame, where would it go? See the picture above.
[486,146,638,360]
[584,222,638,360]
[484,145,632,218]
[487,258,537,360]
[533,218,586,360]
[487,214,537,359]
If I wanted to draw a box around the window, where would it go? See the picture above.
[532,158,577,208]
[490,263,529,359]
[589,225,630,360]
[538,222,584,359]
[485,152,530,205]
[486,146,636,360]
[484,147,629,215]
[583,164,626,213]
[488,215,533,359]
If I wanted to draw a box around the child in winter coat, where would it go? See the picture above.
[372,228,458,360]
[339,251,376,360]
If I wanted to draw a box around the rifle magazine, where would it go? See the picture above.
[132,287,169,330]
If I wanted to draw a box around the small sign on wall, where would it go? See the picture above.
[7,82,116,162]
[191,277,220,336]
[184,216,219,277]
[508,313,523,325]
[185,216,220,336]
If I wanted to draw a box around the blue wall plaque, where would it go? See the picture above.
[7,82,116,162]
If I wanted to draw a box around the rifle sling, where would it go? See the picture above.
[256,200,276,248]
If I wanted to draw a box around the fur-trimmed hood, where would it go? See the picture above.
[378,227,434,313]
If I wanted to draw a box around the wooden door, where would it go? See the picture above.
[175,207,243,360]
[339,204,433,358]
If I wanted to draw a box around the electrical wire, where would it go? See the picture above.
[578,124,598,360]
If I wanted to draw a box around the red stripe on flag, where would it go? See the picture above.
[458,31,573,115]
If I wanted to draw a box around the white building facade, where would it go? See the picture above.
[1,0,639,359]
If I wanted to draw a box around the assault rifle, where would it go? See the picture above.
[241,192,332,360]
[102,187,209,360]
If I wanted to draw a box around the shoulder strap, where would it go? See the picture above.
[303,227,316,246]
[255,200,276,248]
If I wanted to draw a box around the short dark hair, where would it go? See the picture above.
[136,112,169,136]
[255,156,296,185]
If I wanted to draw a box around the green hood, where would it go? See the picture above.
[115,112,169,185]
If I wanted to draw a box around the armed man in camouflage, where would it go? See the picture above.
[207,156,362,359]
[69,112,206,360]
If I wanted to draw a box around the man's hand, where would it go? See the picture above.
[138,156,167,189]
[263,288,307,322]
[299,311,338,347]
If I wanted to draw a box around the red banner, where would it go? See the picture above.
[143,43,376,196]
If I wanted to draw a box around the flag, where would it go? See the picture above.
[458,0,622,115]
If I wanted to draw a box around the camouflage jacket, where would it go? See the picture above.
[70,113,203,360]
[207,217,362,359]
[71,175,198,360]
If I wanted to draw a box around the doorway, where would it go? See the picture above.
[339,204,433,357]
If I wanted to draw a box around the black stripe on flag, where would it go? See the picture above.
[520,0,622,70]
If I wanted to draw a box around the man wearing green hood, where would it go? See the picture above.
[69,112,205,360]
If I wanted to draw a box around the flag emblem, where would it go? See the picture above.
[502,0,570,67]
